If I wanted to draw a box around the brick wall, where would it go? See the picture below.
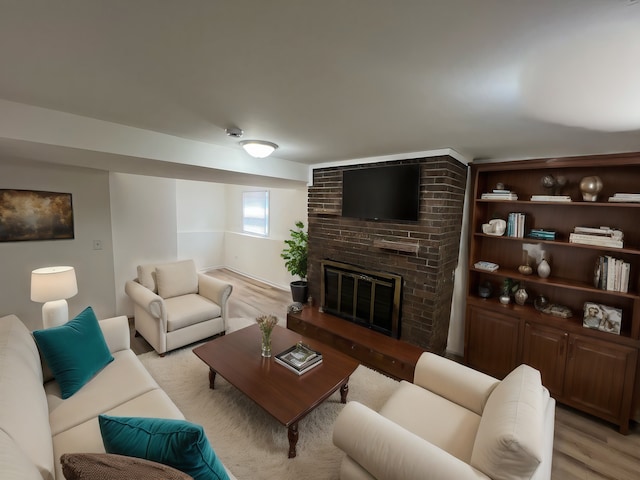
[307,155,467,354]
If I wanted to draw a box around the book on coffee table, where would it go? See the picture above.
[275,342,323,375]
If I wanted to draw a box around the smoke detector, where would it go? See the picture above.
[225,127,244,138]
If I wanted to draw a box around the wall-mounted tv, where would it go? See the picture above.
[342,164,420,222]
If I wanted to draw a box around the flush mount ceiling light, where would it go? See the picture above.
[240,140,279,158]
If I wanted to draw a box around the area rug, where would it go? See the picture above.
[139,344,399,480]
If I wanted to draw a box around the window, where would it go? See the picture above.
[242,191,269,236]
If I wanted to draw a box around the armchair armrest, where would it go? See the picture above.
[125,280,165,320]
[197,274,233,316]
[413,353,499,415]
[333,402,490,480]
[98,316,130,353]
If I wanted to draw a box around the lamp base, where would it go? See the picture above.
[42,299,69,329]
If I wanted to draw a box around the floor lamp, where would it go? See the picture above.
[31,266,78,329]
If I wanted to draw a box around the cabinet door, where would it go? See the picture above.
[523,323,567,398]
[465,305,520,379]
[565,335,637,431]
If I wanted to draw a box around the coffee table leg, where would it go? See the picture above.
[287,423,299,458]
[340,380,349,403]
[209,368,217,389]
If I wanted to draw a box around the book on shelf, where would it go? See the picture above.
[569,226,624,248]
[594,256,630,293]
[481,193,519,200]
[528,229,556,240]
[608,193,640,203]
[530,195,572,202]
[506,212,526,238]
[474,261,499,272]
[274,342,323,375]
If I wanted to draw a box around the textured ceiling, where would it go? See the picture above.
[0,1,639,185]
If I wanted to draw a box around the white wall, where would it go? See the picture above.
[176,179,225,270]
[224,184,308,289]
[447,173,472,357]
[0,159,116,330]
[110,173,178,316]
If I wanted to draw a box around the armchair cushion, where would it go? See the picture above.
[156,260,198,299]
[379,381,480,463]
[165,294,222,332]
[137,264,159,293]
[470,364,544,480]
[33,306,114,399]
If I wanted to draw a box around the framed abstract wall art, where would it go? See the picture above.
[0,189,74,242]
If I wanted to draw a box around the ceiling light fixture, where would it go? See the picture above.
[240,140,279,158]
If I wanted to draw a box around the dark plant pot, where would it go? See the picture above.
[290,280,308,303]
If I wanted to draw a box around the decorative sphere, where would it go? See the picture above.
[541,174,556,189]
[580,176,603,201]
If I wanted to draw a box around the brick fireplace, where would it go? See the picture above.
[307,155,467,354]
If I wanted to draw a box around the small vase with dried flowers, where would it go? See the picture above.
[256,314,278,357]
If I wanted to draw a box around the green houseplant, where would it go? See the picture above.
[281,220,308,303]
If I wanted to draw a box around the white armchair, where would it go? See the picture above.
[125,260,233,356]
[333,353,555,480]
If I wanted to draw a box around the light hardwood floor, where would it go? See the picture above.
[132,268,640,479]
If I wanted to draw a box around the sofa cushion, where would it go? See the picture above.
[99,415,229,480]
[60,453,193,480]
[137,264,159,293]
[471,364,544,480]
[165,294,222,332]
[33,306,114,399]
[156,260,198,299]
[47,349,160,436]
[379,381,481,463]
[0,315,55,480]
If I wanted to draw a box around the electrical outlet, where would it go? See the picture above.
[93,240,103,250]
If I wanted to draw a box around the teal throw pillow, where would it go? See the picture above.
[33,306,114,399]
[98,415,229,480]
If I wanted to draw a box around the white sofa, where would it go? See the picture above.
[125,260,233,356]
[333,352,555,480]
[0,313,236,480]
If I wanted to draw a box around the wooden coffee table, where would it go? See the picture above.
[193,324,359,458]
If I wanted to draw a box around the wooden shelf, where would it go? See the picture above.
[466,153,640,433]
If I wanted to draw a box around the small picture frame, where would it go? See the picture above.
[583,302,621,335]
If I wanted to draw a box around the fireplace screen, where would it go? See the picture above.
[320,260,402,338]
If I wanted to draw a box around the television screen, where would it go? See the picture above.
[342,164,420,221]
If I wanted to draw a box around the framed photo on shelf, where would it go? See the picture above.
[583,302,621,335]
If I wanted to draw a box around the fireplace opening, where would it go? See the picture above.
[320,259,402,338]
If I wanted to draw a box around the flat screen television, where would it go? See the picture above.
[342,164,420,221]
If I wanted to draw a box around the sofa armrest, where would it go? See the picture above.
[333,402,490,480]
[197,274,233,316]
[413,353,499,415]
[125,280,165,320]
[98,316,130,353]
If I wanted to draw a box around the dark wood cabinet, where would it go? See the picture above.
[465,304,520,379]
[464,153,640,433]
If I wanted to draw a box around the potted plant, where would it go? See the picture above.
[281,220,308,303]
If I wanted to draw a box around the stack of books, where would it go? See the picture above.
[530,195,572,202]
[506,212,526,238]
[608,193,640,203]
[481,189,518,200]
[594,256,631,293]
[528,229,556,240]
[275,342,323,375]
[569,226,624,249]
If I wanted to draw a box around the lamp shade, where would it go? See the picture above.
[31,266,78,302]
[240,140,278,158]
